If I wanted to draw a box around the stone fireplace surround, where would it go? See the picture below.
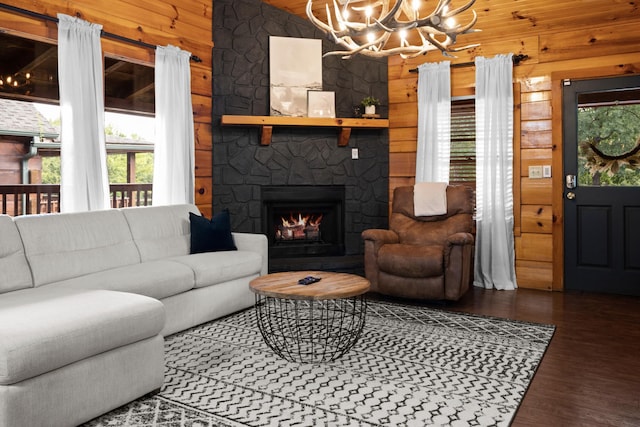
[212,0,389,272]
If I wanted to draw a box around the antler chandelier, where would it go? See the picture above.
[306,0,480,59]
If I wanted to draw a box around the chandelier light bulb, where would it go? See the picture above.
[412,0,421,18]
[26,72,31,79]
[6,76,12,84]
[445,17,456,29]
[399,29,408,47]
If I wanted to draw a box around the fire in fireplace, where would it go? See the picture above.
[262,185,345,259]
[276,212,323,241]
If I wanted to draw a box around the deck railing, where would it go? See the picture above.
[0,184,153,216]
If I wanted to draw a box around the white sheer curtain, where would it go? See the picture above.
[153,45,195,206]
[416,61,451,183]
[473,54,518,290]
[57,13,110,212]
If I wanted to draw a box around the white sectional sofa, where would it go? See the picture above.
[0,204,267,427]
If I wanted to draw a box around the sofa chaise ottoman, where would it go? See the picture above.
[0,287,165,427]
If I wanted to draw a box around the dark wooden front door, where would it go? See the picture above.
[563,75,640,296]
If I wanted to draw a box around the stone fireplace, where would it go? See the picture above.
[212,0,389,273]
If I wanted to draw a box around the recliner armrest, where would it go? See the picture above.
[443,232,475,301]
[362,229,399,292]
[446,232,474,247]
[362,229,399,245]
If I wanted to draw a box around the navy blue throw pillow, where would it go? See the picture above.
[189,209,237,254]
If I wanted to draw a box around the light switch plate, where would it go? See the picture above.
[529,165,543,179]
[351,148,359,159]
[543,165,552,178]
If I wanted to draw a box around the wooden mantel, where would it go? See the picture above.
[220,115,389,146]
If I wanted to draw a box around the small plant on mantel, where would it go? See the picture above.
[360,96,380,116]
[360,96,380,107]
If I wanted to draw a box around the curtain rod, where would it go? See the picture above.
[0,2,203,63]
[408,54,528,73]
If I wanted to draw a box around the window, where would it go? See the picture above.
[0,31,155,214]
[104,57,155,115]
[450,99,475,188]
[0,32,58,102]
[0,31,155,186]
[37,106,155,185]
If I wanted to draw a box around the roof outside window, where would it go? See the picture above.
[0,98,58,138]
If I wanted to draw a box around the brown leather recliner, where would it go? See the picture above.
[362,185,475,301]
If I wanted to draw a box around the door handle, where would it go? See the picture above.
[566,192,576,200]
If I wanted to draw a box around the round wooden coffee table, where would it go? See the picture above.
[249,271,370,363]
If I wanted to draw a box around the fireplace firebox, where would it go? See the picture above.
[261,185,345,259]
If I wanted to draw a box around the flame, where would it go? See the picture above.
[281,213,323,227]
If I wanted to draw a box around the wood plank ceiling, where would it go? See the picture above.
[262,0,640,49]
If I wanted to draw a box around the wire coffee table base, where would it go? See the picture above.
[254,294,367,363]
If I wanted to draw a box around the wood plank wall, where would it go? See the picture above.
[0,0,214,216]
[386,0,640,290]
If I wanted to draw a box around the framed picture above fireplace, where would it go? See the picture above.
[307,91,335,118]
[269,36,322,118]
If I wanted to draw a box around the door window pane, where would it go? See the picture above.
[577,88,640,187]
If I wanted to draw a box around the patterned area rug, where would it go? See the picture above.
[84,300,554,427]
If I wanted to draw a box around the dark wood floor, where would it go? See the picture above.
[373,287,640,427]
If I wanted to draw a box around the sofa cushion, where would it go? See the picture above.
[14,210,140,287]
[122,204,199,261]
[378,244,444,278]
[0,287,164,385]
[0,216,32,293]
[171,250,263,288]
[49,260,195,300]
[189,210,237,254]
